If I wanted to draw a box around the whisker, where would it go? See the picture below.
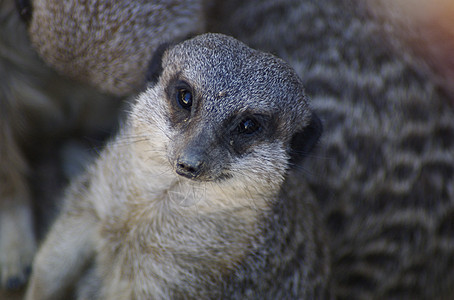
[290,149,333,161]
[287,162,323,180]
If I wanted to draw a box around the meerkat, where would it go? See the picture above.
[25,33,329,300]
[0,0,205,293]
[208,0,454,298]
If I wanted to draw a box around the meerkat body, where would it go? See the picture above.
[26,33,328,299]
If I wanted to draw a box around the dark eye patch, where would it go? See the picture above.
[165,78,196,126]
[176,88,193,110]
[165,79,194,108]
[237,117,261,134]
[235,114,271,134]
[226,113,276,155]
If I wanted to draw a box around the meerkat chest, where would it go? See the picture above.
[96,183,265,298]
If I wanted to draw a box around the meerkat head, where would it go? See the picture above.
[132,33,321,198]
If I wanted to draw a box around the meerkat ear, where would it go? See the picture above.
[16,0,32,23]
[145,42,173,85]
[289,112,323,166]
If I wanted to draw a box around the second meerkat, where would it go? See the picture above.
[25,33,327,299]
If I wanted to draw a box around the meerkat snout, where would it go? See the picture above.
[171,124,227,181]
[175,149,205,179]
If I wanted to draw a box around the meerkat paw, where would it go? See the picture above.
[0,202,36,290]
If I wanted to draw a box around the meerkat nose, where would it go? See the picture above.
[175,154,204,179]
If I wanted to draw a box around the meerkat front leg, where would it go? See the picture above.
[0,117,36,290]
[25,179,97,300]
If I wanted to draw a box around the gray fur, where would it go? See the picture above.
[25,33,328,299]
[28,0,205,96]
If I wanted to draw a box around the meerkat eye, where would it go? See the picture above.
[176,88,193,110]
[238,118,260,134]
